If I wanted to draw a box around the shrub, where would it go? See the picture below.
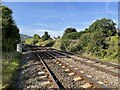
[62,32,82,40]
[44,40,55,47]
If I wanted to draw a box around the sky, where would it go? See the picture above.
[3,2,118,38]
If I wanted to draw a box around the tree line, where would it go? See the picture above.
[25,31,53,47]
[25,18,118,63]
[60,18,118,62]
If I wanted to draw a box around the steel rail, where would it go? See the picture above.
[78,56,120,69]
[70,56,120,78]
[52,49,120,77]
[44,51,110,90]
[30,47,64,89]
[50,48,120,69]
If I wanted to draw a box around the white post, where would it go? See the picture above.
[17,43,22,52]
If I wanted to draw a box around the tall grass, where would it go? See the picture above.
[2,51,21,89]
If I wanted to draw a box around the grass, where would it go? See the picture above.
[80,53,119,64]
[101,58,118,64]
[2,51,21,89]
[52,39,61,50]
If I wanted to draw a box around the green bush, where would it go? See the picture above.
[62,32,82,40]
[42,31,51,41]
[63,28,77,36]
[52,39,61,50]
[60,39,72,51]
[25,38,35,45]
[44,40,55,47]
[52,18,118,63]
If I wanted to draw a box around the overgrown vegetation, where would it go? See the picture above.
[42,31,52,41]
[60,18,118,63]
[2,52,21,89]
[62,32,82,40]
[1,5,21,89]
[63,27,77,36]
[24,18,118,63]
[2,5,20,52]
[25,32,54,47]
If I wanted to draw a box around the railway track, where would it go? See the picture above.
[54,48,120,68]
[49,49,120,78]
[31,46,111,89]
[43,51,111,89]
[36,46,119,69]
[48,51,119,87]
[27,45,119,89]
[30,46,64,89]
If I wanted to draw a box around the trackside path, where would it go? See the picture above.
[16,50,52,89]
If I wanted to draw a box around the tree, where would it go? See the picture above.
[63,28,77,36]
[62,32,82,40]
[118,28,120,37]
[54,36,60,39]
[33,34,41,39]
[33,34,41,44]
[60,18,117,59]
[42,31,51,41]
[88,18,117,37]
[2,5,20,51]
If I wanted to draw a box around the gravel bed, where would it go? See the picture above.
[17,49,119,89]
[76,56,119,74]
[62,57,119,88]
[17,50,53,89]
[48,51,64,58]
[51,51,119,88]
[44,59,87,88]
[54,51,119,74]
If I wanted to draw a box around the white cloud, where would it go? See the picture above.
[113,19,118,23]
[92,20,96,23]
[19,25,64,38]
[77,28,85,31]
[112,19,118,28]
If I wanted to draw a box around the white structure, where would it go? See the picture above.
[17,43,22,52]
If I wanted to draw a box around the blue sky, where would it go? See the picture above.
[4,2,118,37]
